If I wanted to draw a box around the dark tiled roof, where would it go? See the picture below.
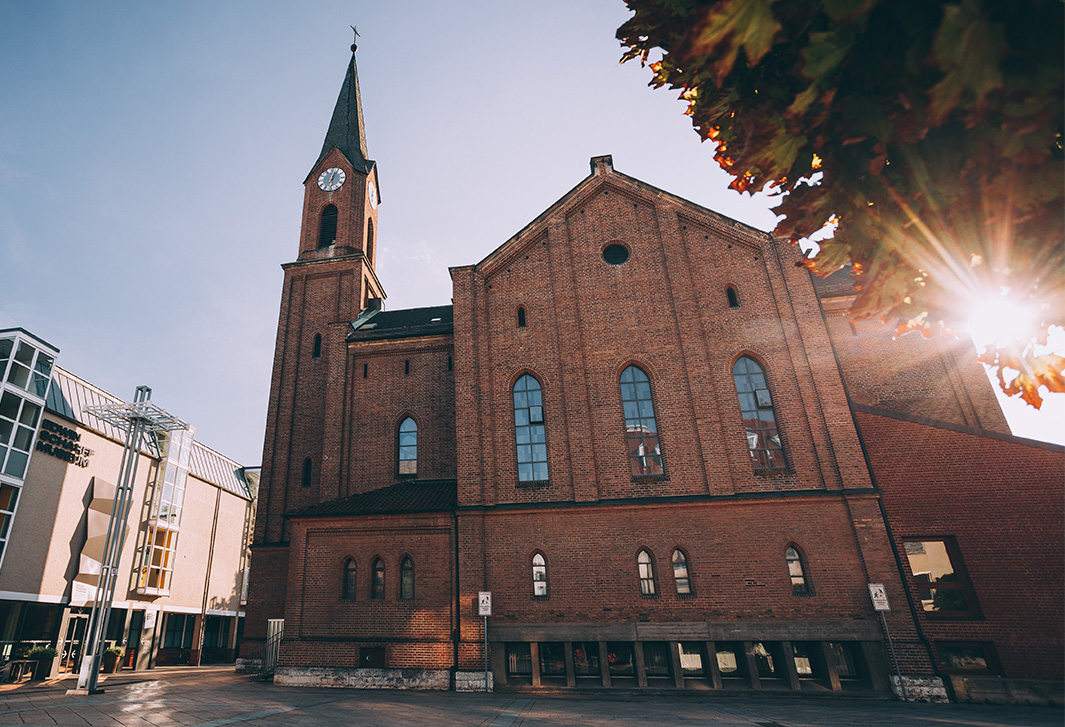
[812,265,857,297]
[349,305,454,341]
[291,479,457,517]
[314,52,373,175]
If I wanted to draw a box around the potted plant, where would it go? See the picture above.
[102,646,124,673]
[26,646,57,680]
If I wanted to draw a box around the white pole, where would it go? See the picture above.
[483,614,488,692]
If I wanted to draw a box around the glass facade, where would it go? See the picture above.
[139,427,195,594]
[0,330,57,567]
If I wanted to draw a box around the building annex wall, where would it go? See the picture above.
[856,407,1064,699]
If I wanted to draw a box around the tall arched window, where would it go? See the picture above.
[399,556,414,600]
[398,417,417,476]
[672,549,691,594]
[637,550,656,595]
[312,333,322,359]
[786,546,810,594]
[732,356,786,470]
[370,557,385,600]
[517,306,527,327]
[513,374,548,482]
[318,204,338,248]
[366,218,375,264]
[620,365,663,476]
[342,559,357,600]
[301,457,312,488]
[532,553,548,597]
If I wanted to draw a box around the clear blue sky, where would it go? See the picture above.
[1,1,1060,464]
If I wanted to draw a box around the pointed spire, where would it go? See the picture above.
[315,37,371,174]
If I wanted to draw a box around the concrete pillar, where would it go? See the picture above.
[819,642,843,692]
[563,642,576,687]
[779,641,801,691]
[704,641,723,690]
[861,640,892,693]
[742,642,761,690]
[669,642,685,688]
[598,642,611,687]
[633,641,647,687]
[530,642,541,687]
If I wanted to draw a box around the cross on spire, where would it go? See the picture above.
[350,25,359,53]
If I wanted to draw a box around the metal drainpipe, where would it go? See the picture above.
[451,508,460,690]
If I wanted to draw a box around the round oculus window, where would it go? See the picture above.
[602,243,630,265]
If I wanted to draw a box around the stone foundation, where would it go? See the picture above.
[273,666,450,690]
[234,658,262,674]
[948,675,1063,706]
[891,675,949,702]
[455,670,493,692]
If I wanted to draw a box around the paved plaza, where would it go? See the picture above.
[0,667,1060,727]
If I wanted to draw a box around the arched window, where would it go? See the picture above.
[786,546,810,595]
[726,286,740,308]
[637,550,656,595]
[399,556,414,600]
[318,204,338,248]
[342,559,357,600]
[370,557,385,600]
[366,218,374,264]
[532,552,548,597]
[398,417,417,475]
[513,374,548,482]
[301,457,312,488]
[672,549,691,594]
[732,356,786,470]
[517,306,527,327]
[620,365,663,476]
[312,333,322,359]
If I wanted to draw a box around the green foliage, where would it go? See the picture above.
[619,0,1064,406]
[105,646,125,656]
[27,646,58,660]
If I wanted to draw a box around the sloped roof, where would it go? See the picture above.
[45,367,251,498]
[291,479,457,518]
[812,265,857,298]
[348,305,453,341]
[313,50,373,176]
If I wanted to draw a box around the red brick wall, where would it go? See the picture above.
[281,512,455,670]
[340,338,456,497]
[857,408,1065,680]
[452,166,874,512]
[821,298,1010,433]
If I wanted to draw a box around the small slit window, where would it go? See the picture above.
[399,556,414,600]
[532,552,548,597]
[301,457,312,488]
[398,417,417,476]
[342,559,357,600]
[318,204,338,248]
[672,549,691,594]
[366,219,374,264]
[786,546,810,595]
[638,549,656,595]
[726,286,740,308]
[517,306,527,328]
[312,333,322,359]
[370,557,385,600]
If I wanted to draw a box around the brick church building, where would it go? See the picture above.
[242,46,1064,703]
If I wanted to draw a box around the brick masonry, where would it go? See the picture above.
[244,56,1061,703]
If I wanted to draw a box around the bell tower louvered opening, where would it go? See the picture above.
[318,204,338,248]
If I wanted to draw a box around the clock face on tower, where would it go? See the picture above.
[368,180,377,209]
[317,167,346,191]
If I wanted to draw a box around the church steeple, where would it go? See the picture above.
[296,35,383,290]
[313,40,371,175]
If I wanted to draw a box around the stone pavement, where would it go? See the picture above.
[0,667,1060,726]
